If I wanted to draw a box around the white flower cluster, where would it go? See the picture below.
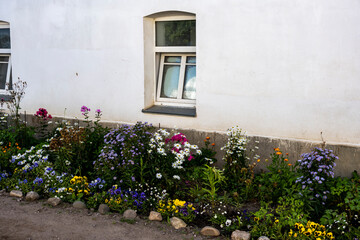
[148,129,201,170]
[139,183,167,207]
[11,144,49,170]
[148,129,169,155]
[221,126,248,162]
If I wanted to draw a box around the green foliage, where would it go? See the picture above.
[251,203,283,239]
[49,119,108,177]
[86,191,108,209]
[201,165,224,209]
[257,148,298,202]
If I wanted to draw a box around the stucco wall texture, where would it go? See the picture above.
[1,1,359,166]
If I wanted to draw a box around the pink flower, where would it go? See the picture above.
[81,106,90,113]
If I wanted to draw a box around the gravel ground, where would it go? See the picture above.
[0,192,225,240]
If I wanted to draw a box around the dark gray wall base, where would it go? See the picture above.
[21,114,360,177]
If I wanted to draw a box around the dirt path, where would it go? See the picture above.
[0,192,224,240]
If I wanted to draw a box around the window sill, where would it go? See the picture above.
[142,105,196,117]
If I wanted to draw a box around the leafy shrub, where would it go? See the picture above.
[296,148,337,217]
[50,107,108,176]
[94,122,153,188]
[258,148,298,202]
[221,126,259,194]
[147,129,202,194]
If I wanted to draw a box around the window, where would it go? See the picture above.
[143,12,196,117]
[155,18,196,106]
[0,21,11,92]
[157,54,196,102]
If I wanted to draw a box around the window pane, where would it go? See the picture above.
[0,62,8,89]
[161,65,180,98]
[165,56,181,63]
[183,65,196,100]
[156,20,196,46]
[9,69,12,89]
[0,56,9,62]
[186,56,196,64]
[0,29,10,49]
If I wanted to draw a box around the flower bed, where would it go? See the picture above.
[1,80,359,239]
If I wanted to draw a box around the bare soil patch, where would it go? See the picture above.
[0,193,225,240]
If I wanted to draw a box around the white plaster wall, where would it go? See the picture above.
[0,0,359,145]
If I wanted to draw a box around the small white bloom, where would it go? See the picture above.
[157,148,165,154]
[156,173,162,179]
[173,175,180,180]
[225,219,231,227]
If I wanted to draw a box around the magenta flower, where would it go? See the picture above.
[35,108,52,120]
[81,106,90,112]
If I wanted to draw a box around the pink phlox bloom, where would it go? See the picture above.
[81,105,90,113]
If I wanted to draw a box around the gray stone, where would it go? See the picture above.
[10,190,23,198]
[73,200,87,209]
[258,237,270,240]
[25,191,40,201]
[200,226,220,236]
[231,230,251,240]
[98,204,110,214]
[170,217,187,229]
[148,211,162,221]
[123,209,137,220]
[47,197,62,206]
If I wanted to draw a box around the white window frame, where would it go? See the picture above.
[156,53,196,104]
[154,16,196,107]
[0,22,11,93]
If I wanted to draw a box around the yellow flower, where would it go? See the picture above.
[274,219,279,224]
[173,199,186,207]
[326,232,334,238]
[276,151,282,155]
[274,148,280,151]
